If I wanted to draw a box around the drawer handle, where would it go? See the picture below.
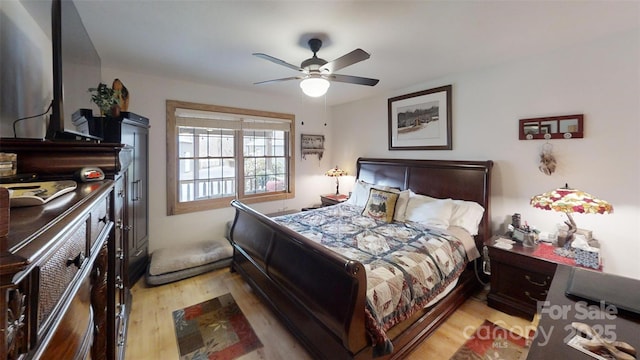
[116,276,124,289]
[132,179,141,201]
[524,290,548,302]
[66,252,86,269]
[525,275,548,287]
[116,248,124,260]
[99,215,108,223]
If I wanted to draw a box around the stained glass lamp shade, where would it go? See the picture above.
[325,166,347,195]
[530,184,613,243]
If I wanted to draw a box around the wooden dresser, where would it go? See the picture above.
[1,181,113,359]
[0,137,146,360]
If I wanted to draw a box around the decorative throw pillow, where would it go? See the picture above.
[362,188,399,223]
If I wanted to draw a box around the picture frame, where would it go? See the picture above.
[388,85,452,150]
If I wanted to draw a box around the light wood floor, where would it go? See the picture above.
[126,268,536,359]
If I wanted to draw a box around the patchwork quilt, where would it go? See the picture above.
[273,203,469,354]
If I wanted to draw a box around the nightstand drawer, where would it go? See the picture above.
[492,263,552,304]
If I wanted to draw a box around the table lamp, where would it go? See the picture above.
[325,166,347,195]
[530,184,613,246]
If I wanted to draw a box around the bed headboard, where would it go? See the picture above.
[356,157,493,247]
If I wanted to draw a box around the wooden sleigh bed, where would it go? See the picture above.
[229,158,493,359]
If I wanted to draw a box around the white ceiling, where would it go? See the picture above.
[75,0,639,106]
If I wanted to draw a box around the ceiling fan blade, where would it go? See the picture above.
[320,49,370,73]
[254,76,304,85]
[253,53,304,72]
[328,74,379,86]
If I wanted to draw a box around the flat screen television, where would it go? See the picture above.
[47,0,102,140]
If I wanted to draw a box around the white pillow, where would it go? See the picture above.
[408,189,435,201]
[404,195,454,229]
[346,180,390,207]
[345,180,365,205]
[450,200,485,236]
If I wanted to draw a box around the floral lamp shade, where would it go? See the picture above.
[530,184,613,245]
[325,166,347,195]
[530,185,613,215]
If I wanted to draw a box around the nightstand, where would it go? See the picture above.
[320,193,348,206]
[486,236,558,320]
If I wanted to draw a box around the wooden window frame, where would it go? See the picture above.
[166,100,296,215]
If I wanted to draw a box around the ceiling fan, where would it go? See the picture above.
[253,38,379,97]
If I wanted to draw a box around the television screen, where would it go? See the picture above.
[59,0,101,129]
[50,0,102,139]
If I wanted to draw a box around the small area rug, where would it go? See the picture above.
[172,293,262,360]
[449,320,532,360]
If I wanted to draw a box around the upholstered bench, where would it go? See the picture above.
[146,238,233,286]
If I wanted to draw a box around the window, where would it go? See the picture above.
[166,100,295,215]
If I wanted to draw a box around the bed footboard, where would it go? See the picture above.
[229,200,368,358]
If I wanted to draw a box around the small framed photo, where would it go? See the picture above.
[388,85,452,150]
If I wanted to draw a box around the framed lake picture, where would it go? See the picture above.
[388,85,452,150]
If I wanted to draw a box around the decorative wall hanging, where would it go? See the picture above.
[538,142,557,175]
[519,114,583,140]
[112,78,129,111]
[301,134,324,160]
[388,85,452,150]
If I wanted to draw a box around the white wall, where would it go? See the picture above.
[101,68,338,252]
[331,30,640,279]
[0,0,52,138]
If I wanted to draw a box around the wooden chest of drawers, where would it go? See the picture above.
[486,237,558,320]
[1,181,114,360]
[0,137,140,360]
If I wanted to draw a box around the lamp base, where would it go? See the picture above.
[556,232,573,248]
[564,213,577,248]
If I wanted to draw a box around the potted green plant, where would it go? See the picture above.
[88,82,121,117]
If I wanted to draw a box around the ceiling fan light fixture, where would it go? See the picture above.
[300,77,330,97]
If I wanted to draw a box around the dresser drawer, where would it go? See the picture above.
[37,217,88,329]
[38,268,93,360]
[90,195,110,247]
